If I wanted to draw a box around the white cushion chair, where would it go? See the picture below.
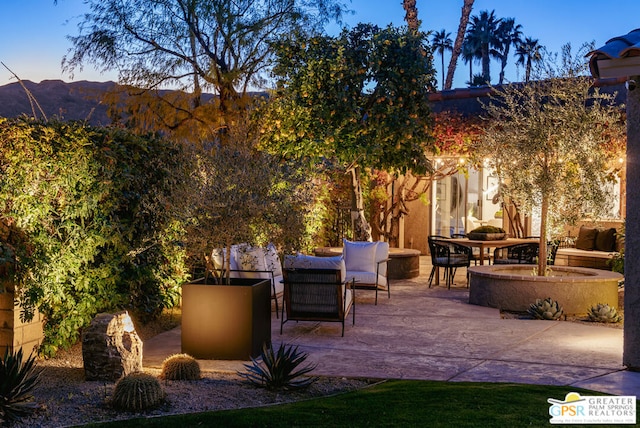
[342,239,390,305]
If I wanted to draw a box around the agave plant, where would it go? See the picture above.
[238,343,318,391]
[0,347,42,424]
[588,303,622,323]
[527,297,564,320]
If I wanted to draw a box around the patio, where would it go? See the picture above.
[143,256,640,397]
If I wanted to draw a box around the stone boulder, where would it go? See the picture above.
[82,311,143,381]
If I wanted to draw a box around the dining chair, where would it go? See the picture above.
[427,236,472,289]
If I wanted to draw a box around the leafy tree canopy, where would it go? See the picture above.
[63,0,348,139]
[260,23,437,176]
[474,43,626,274]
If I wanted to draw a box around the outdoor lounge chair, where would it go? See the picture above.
[342,239,390,305]
[281,268,355,336]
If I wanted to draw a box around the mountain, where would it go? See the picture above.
[0,79,117,126]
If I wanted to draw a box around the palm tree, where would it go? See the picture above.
[432,30,453,90]
[444,0,475,90]
[462,34,480,85]
[465,10,502,84]
[515,37,543,82]
[495,18,523,84]
[402,0,420,33]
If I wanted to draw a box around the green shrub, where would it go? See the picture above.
[0,118,189,355]
[0,348,42,424]
[111,372,165,411]
[160,354,201,380]
[239,343,318,391]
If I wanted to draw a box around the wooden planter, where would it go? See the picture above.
[181,278,271,360]
[0,283,44,356]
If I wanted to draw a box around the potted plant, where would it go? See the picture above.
[174,110,314,359]
[467,225,507,241]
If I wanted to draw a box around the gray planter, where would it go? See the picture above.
[181,278,271,360]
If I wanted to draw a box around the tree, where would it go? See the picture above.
[432,30,453,90]
[371,111,482,245]
[178,111,315,282]
[261,24,437,241]
[402,0,420,33]
[461,35,479,84]
[62,0,348,139]
[465,10,502,84]
[515,37,543,82]
[495,18,523,84]
[445,0,474,90]
[474,44,626,276]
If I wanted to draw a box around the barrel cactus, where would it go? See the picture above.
[111,372,165,411]
[527,297,564,320]
[587,303,622,323]
[160,353,201,381]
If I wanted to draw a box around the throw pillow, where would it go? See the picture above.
[575,226,598,251]
[595,228,617,252]
[343,239,377,273]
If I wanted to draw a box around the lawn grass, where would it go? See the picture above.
[87,380,631,427]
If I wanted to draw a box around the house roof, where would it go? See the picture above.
[588,28,640,78]
[428,78,626,118]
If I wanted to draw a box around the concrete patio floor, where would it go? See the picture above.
[143,256,640,397]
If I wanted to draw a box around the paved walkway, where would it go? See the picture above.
[143,257,640,397]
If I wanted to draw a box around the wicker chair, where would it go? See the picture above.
[281,268,355,336]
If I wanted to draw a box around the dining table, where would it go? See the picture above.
[447,237,539,265]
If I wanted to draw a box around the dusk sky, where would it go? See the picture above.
[1,0,638,89]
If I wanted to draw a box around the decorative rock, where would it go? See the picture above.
[82,311,143,381]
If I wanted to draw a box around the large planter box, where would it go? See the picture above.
[0,286,44,356]
[181,278,271,360]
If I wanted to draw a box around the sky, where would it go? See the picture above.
[1,0,639,90]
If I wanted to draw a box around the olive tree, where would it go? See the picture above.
[260,24,437,241]
[475,44,626,275]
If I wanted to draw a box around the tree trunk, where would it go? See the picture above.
[445,0,474,90]
[402,0,420,33]
[481,45,491,83]
[537,195,549,276]
[349,166,372,242]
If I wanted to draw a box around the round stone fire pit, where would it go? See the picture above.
[468,265,622,316]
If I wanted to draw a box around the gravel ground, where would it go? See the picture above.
[13,344,375,428]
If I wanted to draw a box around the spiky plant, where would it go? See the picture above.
[238,343,318,391]
[0,347,42,425]
[111,372,165,412]
[527,297,564,320]
[587,303,622,323]
[160,354,201,381]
